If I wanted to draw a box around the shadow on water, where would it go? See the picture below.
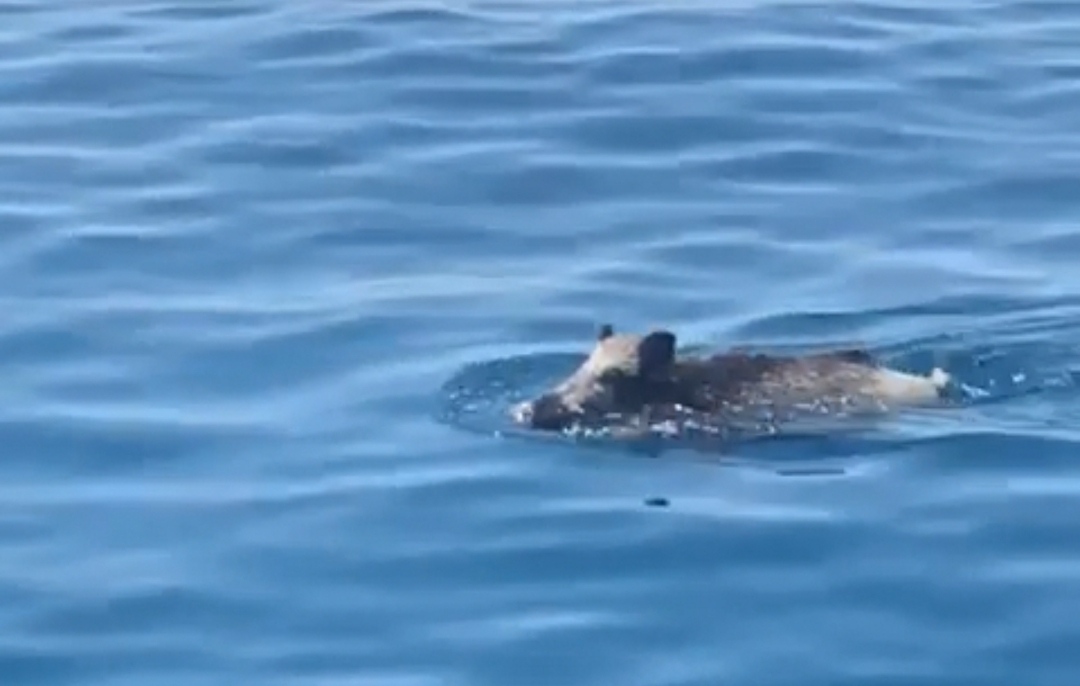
[435,325,1080,483]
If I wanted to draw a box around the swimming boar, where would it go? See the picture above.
[510,324,950,435]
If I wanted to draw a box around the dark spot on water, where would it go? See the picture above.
[644,497,670,508]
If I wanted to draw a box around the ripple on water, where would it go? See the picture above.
[3,1,1080,685]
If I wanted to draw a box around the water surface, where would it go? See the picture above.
[3,1,1080,684]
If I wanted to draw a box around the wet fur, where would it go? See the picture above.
[512,324,950,434]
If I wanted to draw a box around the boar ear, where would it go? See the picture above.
[597,323,615,341]
[638,330,676,376]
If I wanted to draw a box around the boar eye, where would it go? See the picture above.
[598,368,624,381]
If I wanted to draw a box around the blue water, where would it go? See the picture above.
[4,0,1080,684]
